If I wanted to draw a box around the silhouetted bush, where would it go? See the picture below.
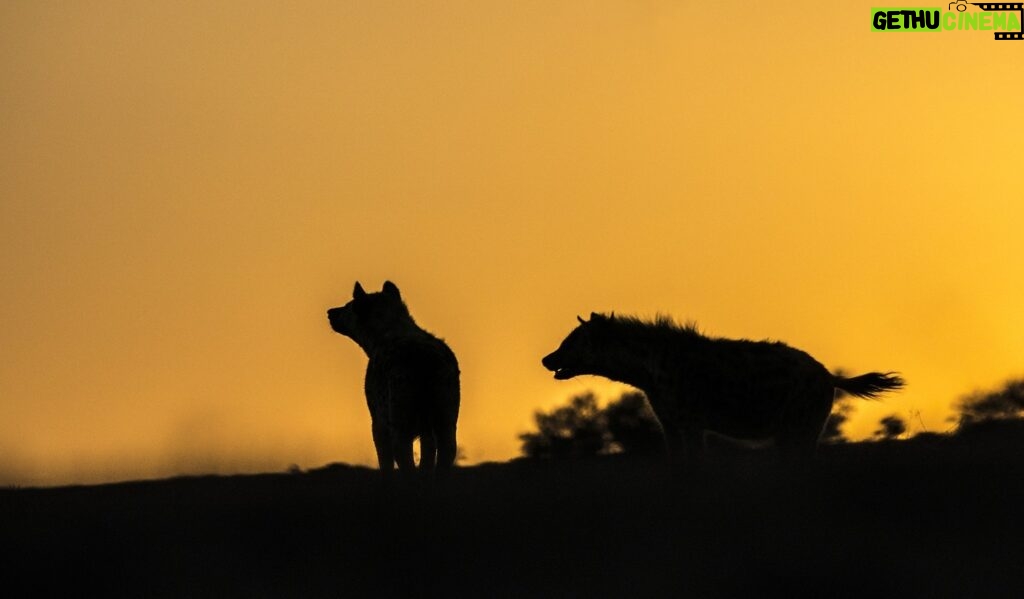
[603,392,664,456]
[519,391,664,459]
[821,398,854,444]
[820,369,858,444]
[955,378,1024,427]
[519,393,607,459]
[954,417,1024,442]
[874,414,907,440]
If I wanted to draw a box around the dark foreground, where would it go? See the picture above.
[4,428,1024,598]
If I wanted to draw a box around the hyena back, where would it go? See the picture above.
[542,313,903,460]
[328,281,460,479]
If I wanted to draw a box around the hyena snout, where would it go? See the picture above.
[542,350,575,380]
[327,307,351,335]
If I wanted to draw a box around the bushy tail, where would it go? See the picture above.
[833,372,905,399]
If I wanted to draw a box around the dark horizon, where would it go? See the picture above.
[5,428,1024,596]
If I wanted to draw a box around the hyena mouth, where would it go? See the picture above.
[546,364,579,380]
[542,352,578,379]
[552,368,576,380]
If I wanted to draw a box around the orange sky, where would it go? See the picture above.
[2,1,1023,486]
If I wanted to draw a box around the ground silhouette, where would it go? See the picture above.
[327,281,460,480]
[542,313,904,460]
[4,429,1024,597]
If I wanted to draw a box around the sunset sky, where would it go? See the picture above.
[2,1,1023,486]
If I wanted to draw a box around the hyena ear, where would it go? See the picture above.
[353,282,367,299]
[382,280,401,299]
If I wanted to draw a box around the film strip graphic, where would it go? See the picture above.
[973,3,1024,39]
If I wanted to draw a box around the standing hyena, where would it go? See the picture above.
[327,281,460,479]
[542,313,904,461]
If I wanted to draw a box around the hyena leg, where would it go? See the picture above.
[435,422,458,475]
[392,435,416,474]
[661,426,685,462]
[681,425,706,464]
[372,423,395,476]
[778,389,834,461]
[778,429,822,464]
[645,393,681,461]
[418,431,437,475]
[386,378,418,475]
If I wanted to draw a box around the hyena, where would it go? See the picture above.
[542,313,904,461]
[327,281,460,479]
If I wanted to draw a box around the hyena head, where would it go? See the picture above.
[542,313,610,380]
[327,281,414,350]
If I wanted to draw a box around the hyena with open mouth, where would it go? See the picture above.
[543,313,903,461]
[328,281,460,480]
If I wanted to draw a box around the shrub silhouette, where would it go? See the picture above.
[821,398,854,444]
[955,378,1024,426]
[603,392,664,456]
[520,393,606,459]
[520,391,664,458]
[874,414,907,440]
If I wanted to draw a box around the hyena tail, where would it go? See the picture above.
[833,372,905,399]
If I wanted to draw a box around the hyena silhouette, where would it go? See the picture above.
[327,281,460,479]
[542,313,904,460]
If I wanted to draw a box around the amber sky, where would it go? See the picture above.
[2,1,1022,486]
